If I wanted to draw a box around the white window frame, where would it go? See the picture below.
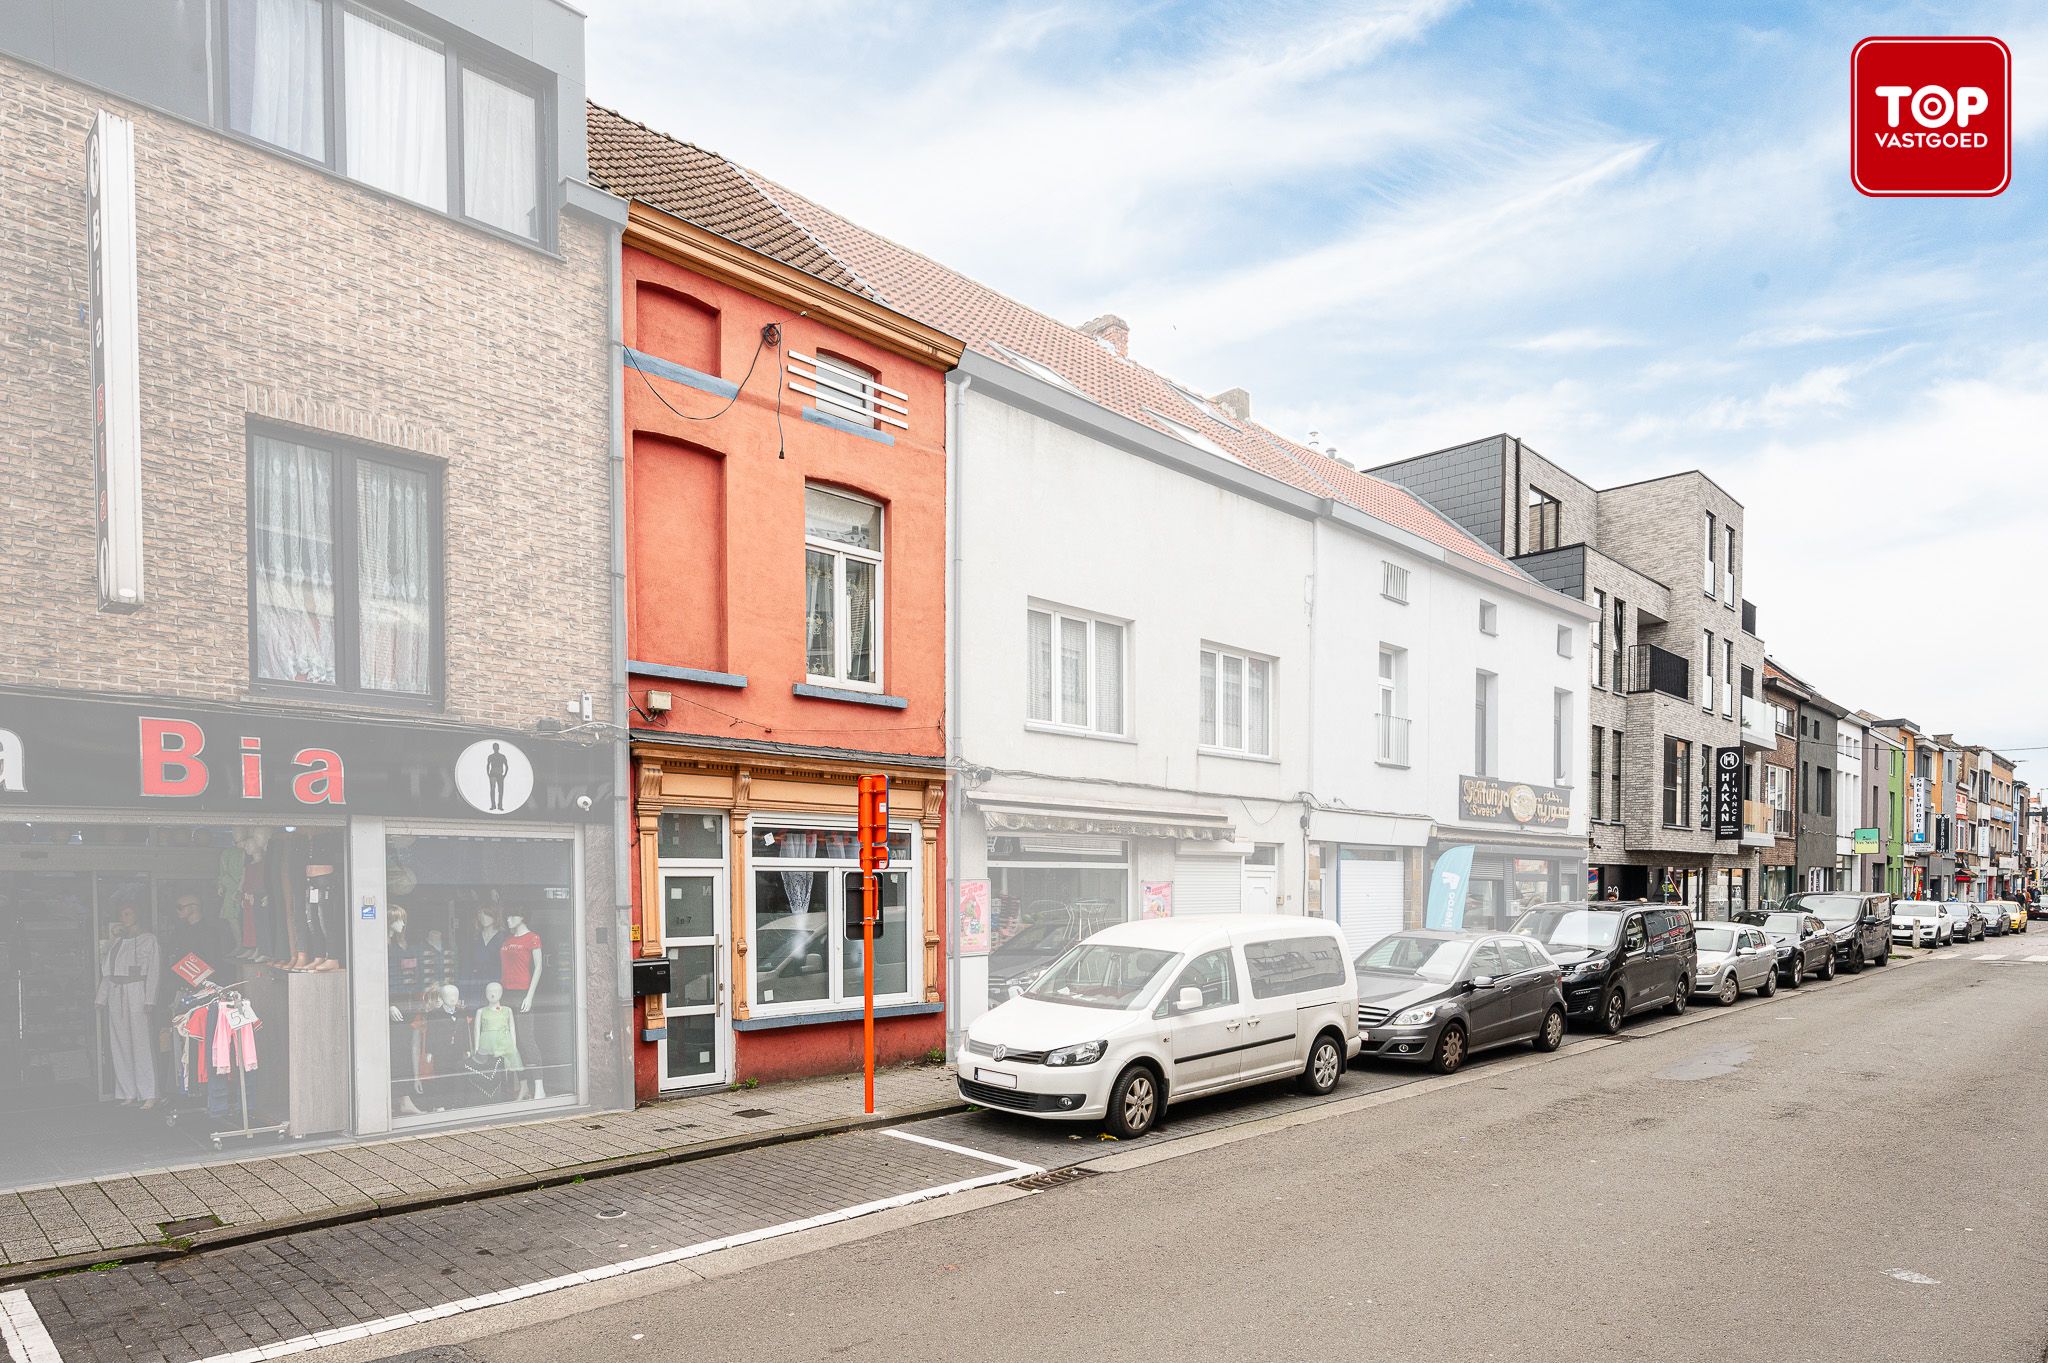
[1199,644,1274,758]
[1474,670,1498,777]
[1723,525,1737,606]
[789,352,909,431]
[1592,589,1607,688]
[1556,624,1573,659]
[743,814,922,1016]
[1553,689,1573,784]
[1382,561,1409,604]
[803,486,884,692]
[1026,604,1128,738]
[1703,511,1717,596]
[1701,629,1714,711]
[1478,600,1498,636]
[1376,644,1409,768]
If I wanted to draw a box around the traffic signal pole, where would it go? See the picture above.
[863,865,876,1114]
[856,773,889,1115]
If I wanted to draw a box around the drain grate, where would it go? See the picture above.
[1010,1167,1099,1193]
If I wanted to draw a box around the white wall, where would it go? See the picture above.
[1837,719,1866,857]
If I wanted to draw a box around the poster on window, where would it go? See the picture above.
[957,879,991,955]
[1141,880,1173,919]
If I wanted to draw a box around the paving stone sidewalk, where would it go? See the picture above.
[0,1064,960,1281]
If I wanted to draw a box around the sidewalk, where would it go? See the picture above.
[0,1064,961,1284]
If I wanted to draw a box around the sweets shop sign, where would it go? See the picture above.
[0,693,611,821]
[1458,775,1572,831]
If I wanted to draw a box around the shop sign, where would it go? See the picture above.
[0,690,611,821]
[957,879,992,955]
[1141,880,1173,918]
[1910,776,1928,842]
[87,111,144,612]
[1936,815,1951,852]
[1457,775,1571,830]
[1713,748,1743,840]
[1853,827,1882,854]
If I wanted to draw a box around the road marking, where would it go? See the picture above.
[2030,955,2048,964]
[5,1147,1046,1363]
[882,1127,1042,1175]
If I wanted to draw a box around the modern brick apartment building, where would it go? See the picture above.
[0,0,627,1190]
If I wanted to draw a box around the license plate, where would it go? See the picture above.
[976,1068,1018,1089]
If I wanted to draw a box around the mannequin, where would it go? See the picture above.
[419,928,451,994]
[386,907,423,1115]
[499,914,544,1099]
[303,864,342,971]
[472,981,522,1101]
[234,828,273,962]
[419,983,468,1111]
[97,901,160,1108]
[460,908,505,1007]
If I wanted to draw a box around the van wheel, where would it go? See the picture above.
[1598,988,1626,1035]
[1299,1032,1344,1095]
[1104,1064,1160,1139]
[1532,1006,1565,1052]
[1665,979,1688,1016]
[1873,946,1889,967]
[1717,974,1739,1007]
[1759,969,1779,997]
[1429,1023,1466,1074]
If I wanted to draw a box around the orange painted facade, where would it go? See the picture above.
[617,209,960,1103]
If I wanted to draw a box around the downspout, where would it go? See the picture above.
[605,213,632,1112]
[1512,436,1523,557]
[944,368,970,1052]
[1303,516,1320,918]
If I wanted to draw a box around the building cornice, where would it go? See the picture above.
[622,202,964,371]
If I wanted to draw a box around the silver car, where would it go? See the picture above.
[1692,922,1780,1005]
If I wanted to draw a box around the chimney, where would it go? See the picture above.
[1212,387,1252,421]
[1079,313,1130,358]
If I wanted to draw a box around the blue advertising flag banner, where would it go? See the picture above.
[1425,845,1476,930]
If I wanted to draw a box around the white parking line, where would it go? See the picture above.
[3,1139,1046,1363]
[1978,953,2009,961]
[2029,955,2048,964]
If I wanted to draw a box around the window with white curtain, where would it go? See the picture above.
[215,2,549,243]
[1201,646,1272,757]
[803,486,883,690]
[225,0,327,161]
[1026,606,1125,736]
[251,430,439,698]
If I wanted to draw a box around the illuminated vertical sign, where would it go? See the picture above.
[1910,776,1928,843]
[87,110,143,612]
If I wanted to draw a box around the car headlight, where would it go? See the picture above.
[1391,1004,1442,1027]
[1568,960,1604,978]
[1044,1040,1107,1067]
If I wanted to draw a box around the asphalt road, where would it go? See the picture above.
[370,940,2048,1363]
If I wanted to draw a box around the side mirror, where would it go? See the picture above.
[1470,975,1497,991]
[1175,986,1204,1014]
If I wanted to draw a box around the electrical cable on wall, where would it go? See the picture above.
[622,320,779,425]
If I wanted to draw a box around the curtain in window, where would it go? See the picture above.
[805,550,835,676]
[462,69,538,239]
[1247,658,1269,754]
[1093,621,1123,735]
[1059,617,1087,726]
[1199,650,1217,745]
[357,460,432,694]
[1027,611,1053,722]
[252,438,337,685]
[226,0,325,160]
[1221,655,1243,749]
[779,834,815,916]
[344,9,447,209]
[844,558,875,684]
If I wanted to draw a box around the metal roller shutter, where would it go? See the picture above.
[1339,859,1405,959]
[1171,856,1244,916]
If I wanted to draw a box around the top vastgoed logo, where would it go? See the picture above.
[1851,36,2010,197]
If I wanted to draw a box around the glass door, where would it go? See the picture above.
[658,870,726,1091]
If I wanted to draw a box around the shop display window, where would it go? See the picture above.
[747,821,917,1012]
[986,836,1129,1006]
[383,833,577,1118]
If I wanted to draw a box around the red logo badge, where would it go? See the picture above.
[1852,37,2011,197]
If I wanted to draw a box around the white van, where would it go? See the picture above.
[957,915,1361,1138]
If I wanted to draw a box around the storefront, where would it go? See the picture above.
[630,744,946,1096]
[1427,777,1586,932]
[0,689,614,1191]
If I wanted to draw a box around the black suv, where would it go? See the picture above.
[1781,891,1892,972]
[1512,903,1698,1034]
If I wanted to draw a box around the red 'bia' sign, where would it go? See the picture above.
[1852,36,2011,197]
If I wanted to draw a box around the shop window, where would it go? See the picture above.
[249,431,441,701]
[987,836,1129,1008]
[746,822,917,1012]
[220,0,550,244]
[658,810,724,860]
[804,486,883,690]
[383,833,578,1117]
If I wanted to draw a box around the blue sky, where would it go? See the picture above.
[582,0,2048,773]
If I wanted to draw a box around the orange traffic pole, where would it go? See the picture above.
[863,867,876,1114]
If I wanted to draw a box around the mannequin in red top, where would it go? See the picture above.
[499,913,544,1098]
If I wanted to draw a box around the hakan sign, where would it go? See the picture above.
[0,692,611,821]
[1713,747,1744,840]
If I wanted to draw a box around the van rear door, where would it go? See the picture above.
[1237,932,1347,1080]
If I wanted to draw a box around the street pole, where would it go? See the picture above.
[863,864,876,1114]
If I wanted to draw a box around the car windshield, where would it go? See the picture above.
[1513,909,1620,950]
[1784,893,1862,923]
[1696,927,1736,951]
[1001,921,1074,954]
[1760,913,1807,934]
[1355,934,1470,982]
[1022,943,1178,1010]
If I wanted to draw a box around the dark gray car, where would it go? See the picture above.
[1353,930,1567,1074]
[1783,891,1896,969]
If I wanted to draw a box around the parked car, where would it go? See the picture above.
[960,915,1360,1138]
[1956,901,1996,939]
[1990,899,2030,934]
[1692,922,1781,1004]
[1890,900,1955,948]
[1511,904,1696,1034]
[1782,891,1894,970]
[1744,910,1836,984]
[2029,900,2048,923]
[1353,930,1567,1073]
[986,902,1127,1006]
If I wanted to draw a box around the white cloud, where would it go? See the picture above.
[1513,328,1641,353]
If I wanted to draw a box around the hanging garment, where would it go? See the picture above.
[418,939,452,993]
[499,930,541,991]
[241,857,265,953]
[387,934,422,1003]
[421,1006,469,1108]
[103,954,157,1104]
[460,928,505,1005]
[216,846,246,924]
[211,997,260,1074]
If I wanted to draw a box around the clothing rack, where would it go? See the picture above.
[168,979,289,1147]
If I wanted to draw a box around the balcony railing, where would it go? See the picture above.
[1624,643,1691,701]
[1376,711,1411,767]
